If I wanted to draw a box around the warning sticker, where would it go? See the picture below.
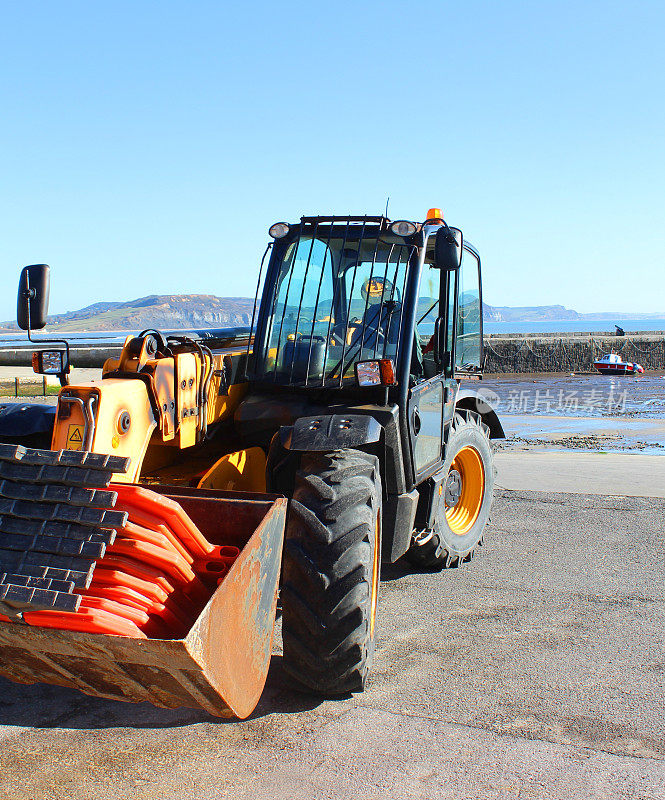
[67,424,84,451]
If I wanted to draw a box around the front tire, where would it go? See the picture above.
[281,449,382,695]
[406,410,494,570]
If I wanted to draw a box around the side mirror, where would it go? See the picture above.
[17,264,50,330]
[434,227,462,271]
[32,349,70,378]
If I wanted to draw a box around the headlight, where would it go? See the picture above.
[269,222,290,239]
[355,359,397,387]
[32,349,65,374]
[355,360,382,387]
[390,220,417,237]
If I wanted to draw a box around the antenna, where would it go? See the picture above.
[384,196,390,218]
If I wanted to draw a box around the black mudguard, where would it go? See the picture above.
[279,414,382,452]
[455,389,505,439]
[0,403,56,449]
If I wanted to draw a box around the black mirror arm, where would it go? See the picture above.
[20,286,36,336]
[440,221,458,245]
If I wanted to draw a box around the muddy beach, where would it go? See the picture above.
[478,372,665,453]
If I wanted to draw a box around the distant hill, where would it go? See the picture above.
[0,294,255,332]
[483,303,581,322]
[483,303,665,322]
[0,295,663,332]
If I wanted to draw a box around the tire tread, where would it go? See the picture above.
[281,450,381,695]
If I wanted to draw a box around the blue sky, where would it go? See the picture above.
[1,1,663,320]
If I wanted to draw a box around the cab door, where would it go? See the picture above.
[409,376,444,480]
[453,246,483,375]
[407,242,483,483]
[408,262,445,482]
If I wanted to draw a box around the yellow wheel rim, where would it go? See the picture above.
[445,446,485,536]
[370,512,380,637]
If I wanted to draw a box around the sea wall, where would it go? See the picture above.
[484,332,665,374]
[0,343,118,369]
[1,332,665,374]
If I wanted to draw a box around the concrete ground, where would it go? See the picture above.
[496,451,665,497]
[0,466,664,798]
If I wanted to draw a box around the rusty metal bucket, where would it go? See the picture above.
[0,487,286,719]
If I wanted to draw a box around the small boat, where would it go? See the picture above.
[594,352,644,375]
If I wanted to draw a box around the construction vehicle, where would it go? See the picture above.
[0,208,503,718]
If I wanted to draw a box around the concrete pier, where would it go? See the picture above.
[484,332,665,373]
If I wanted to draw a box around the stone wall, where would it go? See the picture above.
[0,344,119,369]
[2,333,665,375]
[484,334,665,374]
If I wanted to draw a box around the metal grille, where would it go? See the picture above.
[250,217,415,388]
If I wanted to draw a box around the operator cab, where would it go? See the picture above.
[249,212,483,393]
[250,218,414,388]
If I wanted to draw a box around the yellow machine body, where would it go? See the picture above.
[51,379,156,483]
[198,447,267,493]
[50,334,251,486]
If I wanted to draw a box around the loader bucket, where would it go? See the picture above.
[0,482,286,719]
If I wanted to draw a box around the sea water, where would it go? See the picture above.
[484,319,665,335]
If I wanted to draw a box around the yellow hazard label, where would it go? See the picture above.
[67,424,84,451]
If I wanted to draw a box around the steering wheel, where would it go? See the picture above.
[364,323,386,344]
[330,323,351,346]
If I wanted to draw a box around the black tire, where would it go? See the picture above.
[266,433,298,497]
[406,410,494,570]
[281,449,382,696]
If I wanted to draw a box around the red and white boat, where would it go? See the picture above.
[594,352,644,375]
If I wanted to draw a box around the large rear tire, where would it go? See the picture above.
[406,410,494,570]
[281,449,382,695]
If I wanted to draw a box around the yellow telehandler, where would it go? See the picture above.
[0,209,503,718]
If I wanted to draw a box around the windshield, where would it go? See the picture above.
[253,226,415,386]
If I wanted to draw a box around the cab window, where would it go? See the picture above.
[455,249,482,370]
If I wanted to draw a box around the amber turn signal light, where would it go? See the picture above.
[378,358,396,385]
